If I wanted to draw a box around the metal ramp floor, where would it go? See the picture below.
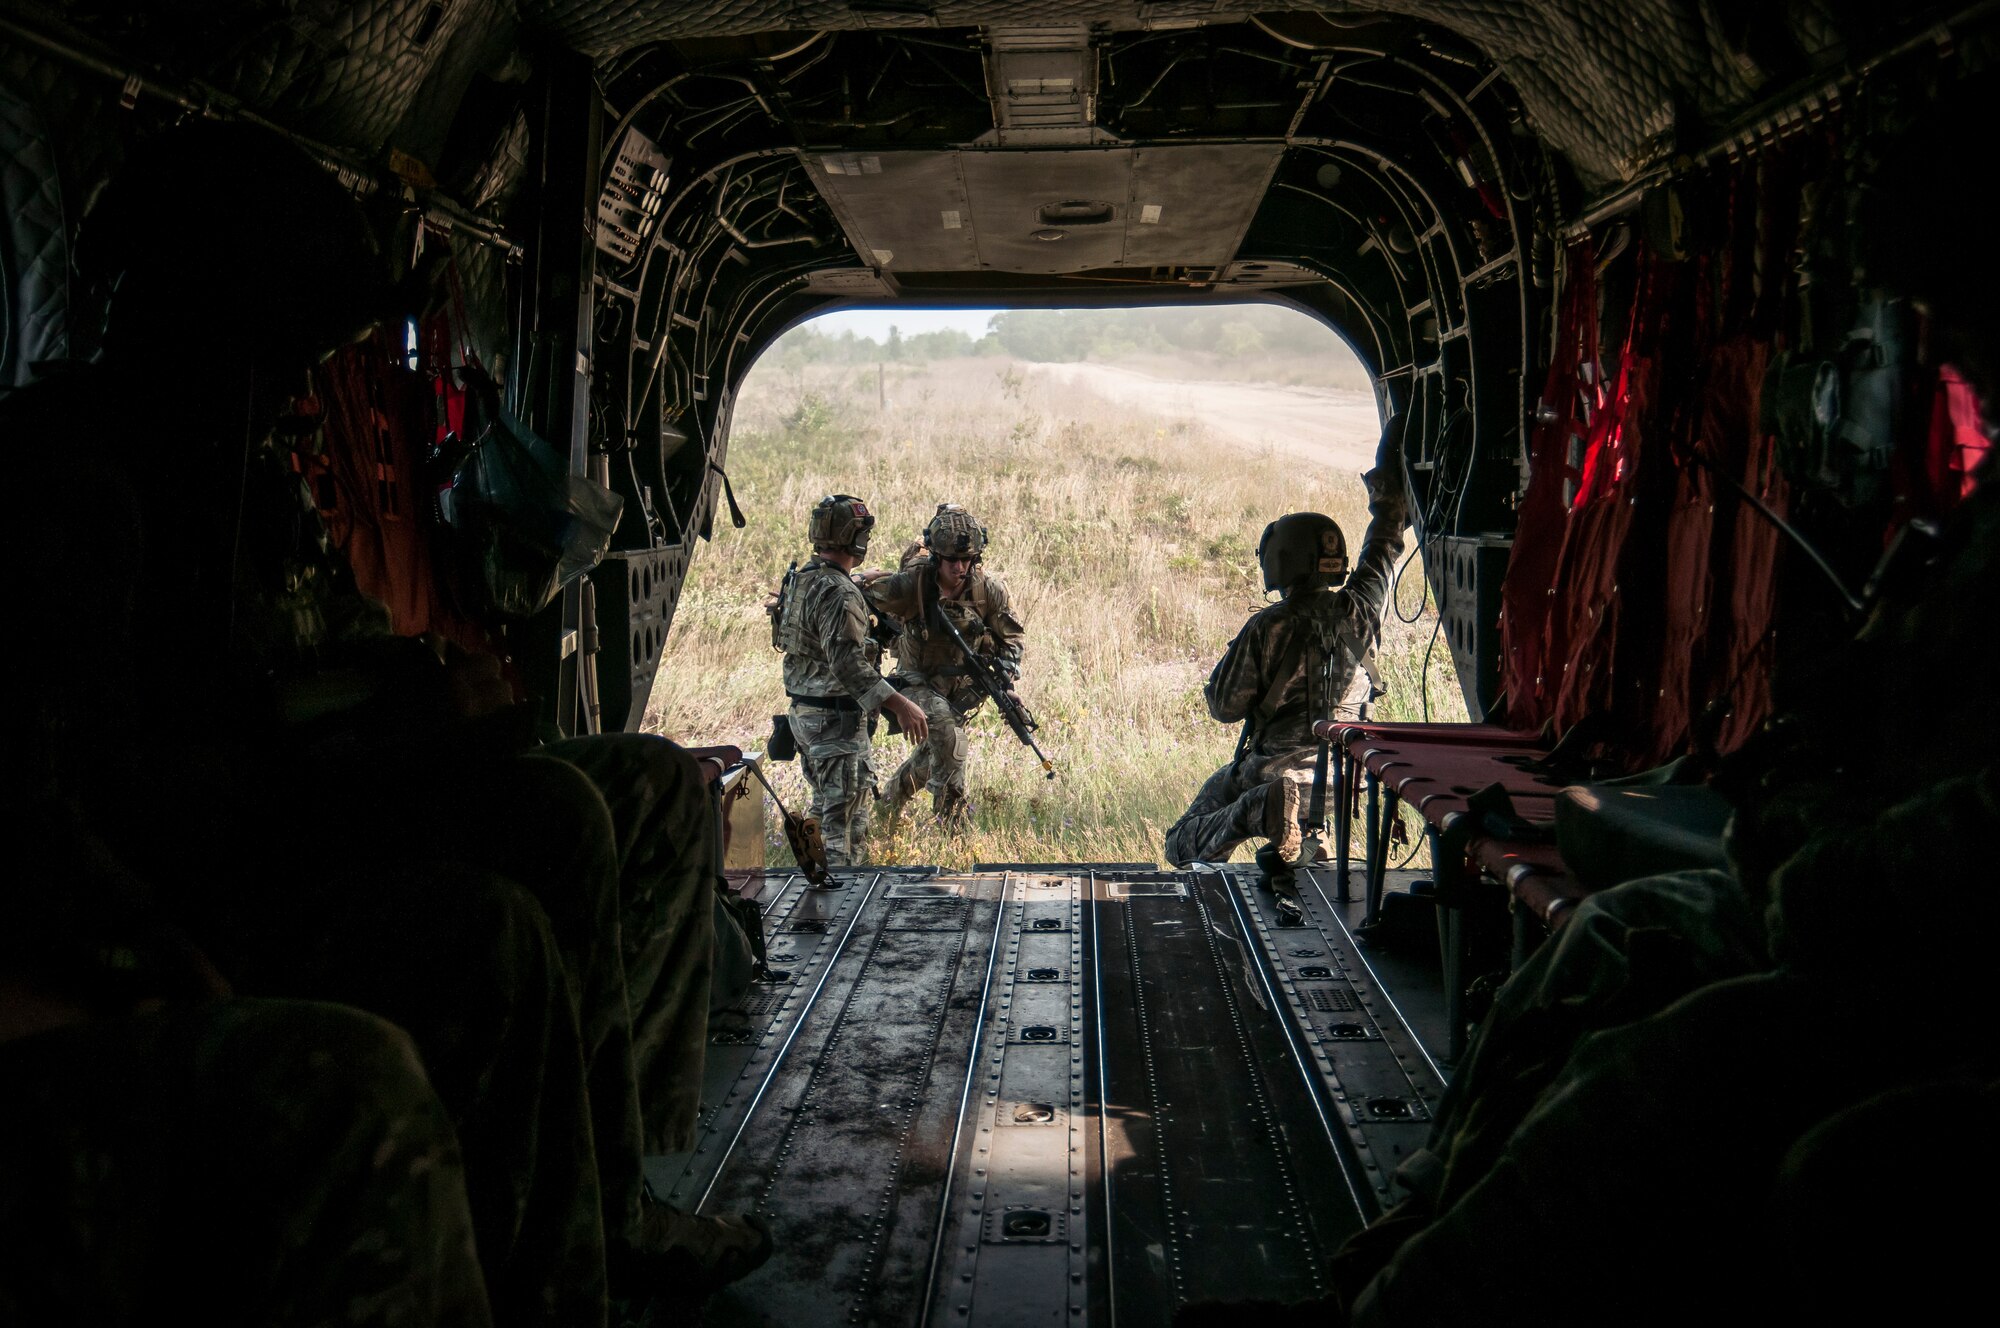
[646,865,1449,1326]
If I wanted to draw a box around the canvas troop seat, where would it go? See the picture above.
[1320,721,1575,1061]
[1321,720,1736,1061]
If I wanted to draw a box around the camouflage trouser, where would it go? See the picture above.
[1163,750,1314,867]
[790,703,876,865]
[1413,867,1768,1200]
[548,734,719,1157]
[883,679,977,819]
[1328,869,1768,1309]
[0,999,491,1327]
[226,735,721,1328]
[228,859,607,1328]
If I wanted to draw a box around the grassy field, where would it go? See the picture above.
[644,356,1465,870]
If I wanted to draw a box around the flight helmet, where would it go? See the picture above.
[924,503,988,560]
[1257,512,1348,593]
[809,493,875,556]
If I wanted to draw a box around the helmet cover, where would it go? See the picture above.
[1257,512,1348,592]
[923,503,988,559]
[809,493,875,555]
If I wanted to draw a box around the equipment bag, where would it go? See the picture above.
[438,365,624,618]
[768,713,798,761]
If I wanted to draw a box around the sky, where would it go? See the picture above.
[805,308,1006,342]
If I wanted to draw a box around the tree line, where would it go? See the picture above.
[765,305,1334,366]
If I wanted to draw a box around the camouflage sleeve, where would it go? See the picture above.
[815,578,897,710]
[863,566,923,621]
[1203,615,1270,724]
[1340,464,1412,646]
[977,572,1026,679]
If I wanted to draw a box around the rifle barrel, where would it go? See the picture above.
[936,603,1057,777]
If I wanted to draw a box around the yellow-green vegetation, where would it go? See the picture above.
[645,355,1465,870]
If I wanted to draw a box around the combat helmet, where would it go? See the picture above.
[809,493,875,556]
[1257,512,1348,593]
[924,503,988,560]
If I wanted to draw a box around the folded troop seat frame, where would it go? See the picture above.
[1320,721,1585,1062]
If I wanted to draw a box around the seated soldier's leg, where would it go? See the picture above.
[785,706,877,867]
[543,734,770,1298]
[544,734,718,1157]
[1347,974,1854,1327]
[444,750,654,1250]
[231,863,606,1328]
[1327,867,1769,1308]
[1422,868,1767,1196]
[0,998,491,1328]
[1774,1077,1999,1322]
[348,748,646,1280]
[540,736,772,1296]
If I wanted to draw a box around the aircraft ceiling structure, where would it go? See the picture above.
[2,3,1898,188]
[529,0,1784,188]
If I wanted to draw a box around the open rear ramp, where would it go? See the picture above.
[647,865,1448,1325]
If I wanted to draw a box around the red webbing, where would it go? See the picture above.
[1895,364,1993,525]
[1355,740,1563,830]
[1548,260,1668,751]
[1495,846,1591,925]
[1470,836,1569,882]
[1497,153,1841,766]
[1643,254,1723,769]
[1499,241,1599,728]
[309,331,487,651]
[1334,721,1544,748]
[311,332,441,637]
[1704,336,1783,754]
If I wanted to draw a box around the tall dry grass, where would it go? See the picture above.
[645,357,1465,869]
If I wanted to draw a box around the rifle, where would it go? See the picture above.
[743,760,833,887]
[933,605,1056,780]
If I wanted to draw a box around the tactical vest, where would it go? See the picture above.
[1239,592,1381,763]
[897,561,999,675]
[778,561,853,664]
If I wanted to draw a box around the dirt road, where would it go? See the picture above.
[1034,361,1382,474]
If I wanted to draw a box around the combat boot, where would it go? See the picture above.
[934,786,973,829]
[1254,842,1305,924]
[877,767,920,823]
[612,1198,774,1301]
[1261,777,1303,862]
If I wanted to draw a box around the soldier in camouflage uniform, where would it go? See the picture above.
[1,997,493,1326]
[1,120,762,1326]
[864,504,1027,824]
[1165,439,1409,874]
[775,495,930,865]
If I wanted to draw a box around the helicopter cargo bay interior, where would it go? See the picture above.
[3,4,1996,1327]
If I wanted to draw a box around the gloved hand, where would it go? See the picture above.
[1361,459,1409,501]
[1361,463,1412,532]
